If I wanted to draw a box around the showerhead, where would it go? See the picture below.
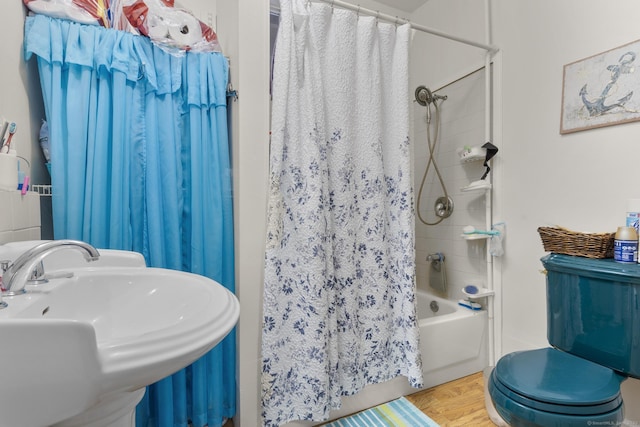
[414,85,447,106]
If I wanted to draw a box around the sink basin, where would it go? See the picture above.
[0,245,239,427]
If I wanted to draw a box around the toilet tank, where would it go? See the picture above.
[542,253,640,378]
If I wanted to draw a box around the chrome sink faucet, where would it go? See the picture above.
[1,240,100,296]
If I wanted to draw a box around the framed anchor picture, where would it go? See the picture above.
[560,39,640,134]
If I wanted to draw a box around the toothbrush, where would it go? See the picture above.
[1,123,16,154]
[0,120,8,145]
[21,176,29,195]
[463,225,500,236]
[458,299,482,310]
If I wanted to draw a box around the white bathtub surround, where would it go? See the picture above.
[413,67,497,295]
[263,1,422,425]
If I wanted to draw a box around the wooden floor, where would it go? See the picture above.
[406,372,496,426]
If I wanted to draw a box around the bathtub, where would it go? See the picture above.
[414,289,488,389]
[290,289,489,426]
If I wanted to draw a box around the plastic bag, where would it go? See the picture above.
[24,0,222,54]
[120,0,221,54]
[39,119,50,163]
[489,222,505,257]
[23,0,111,27]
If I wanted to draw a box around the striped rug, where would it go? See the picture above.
[323,397,440,427]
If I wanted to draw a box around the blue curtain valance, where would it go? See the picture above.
[24,14,228,106]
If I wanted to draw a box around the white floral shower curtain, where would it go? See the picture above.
[262,0,423,425]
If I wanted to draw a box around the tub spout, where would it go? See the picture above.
[427,252,445,271]
[1,240,100,296]
[427,252,447,293]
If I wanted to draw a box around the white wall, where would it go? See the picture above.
[218,0,270,425]
[0,3,47,186]
[494,0,640,352]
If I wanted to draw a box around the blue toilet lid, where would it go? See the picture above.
[494,348,624,414]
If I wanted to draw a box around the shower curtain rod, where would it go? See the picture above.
[314,0,499,53]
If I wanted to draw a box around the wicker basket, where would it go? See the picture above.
[537,226,615,259]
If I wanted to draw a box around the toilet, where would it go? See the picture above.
[489,253,640,426]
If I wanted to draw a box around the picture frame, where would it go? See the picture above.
[560,39,640,134]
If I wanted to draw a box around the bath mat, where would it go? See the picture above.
[323,397,440,427]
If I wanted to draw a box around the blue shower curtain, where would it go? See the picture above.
[24,14,235,427]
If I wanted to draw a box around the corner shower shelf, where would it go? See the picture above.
[462,287,495,299]
[461,234,491,240]
[458,146,486,163]
[461,181,492,192]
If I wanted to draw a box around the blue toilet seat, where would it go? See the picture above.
[489,348,625,426]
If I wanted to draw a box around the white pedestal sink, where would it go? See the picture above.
[0,241,240,427]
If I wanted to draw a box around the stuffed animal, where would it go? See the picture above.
[122,0,221,52]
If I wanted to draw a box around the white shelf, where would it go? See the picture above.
[461,234,491,240]
[458,146,486,163]
[460,153,485,163]
[462,287,495,299]
[461,181,492,192]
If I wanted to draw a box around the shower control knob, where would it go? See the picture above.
[434,196,454,218]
